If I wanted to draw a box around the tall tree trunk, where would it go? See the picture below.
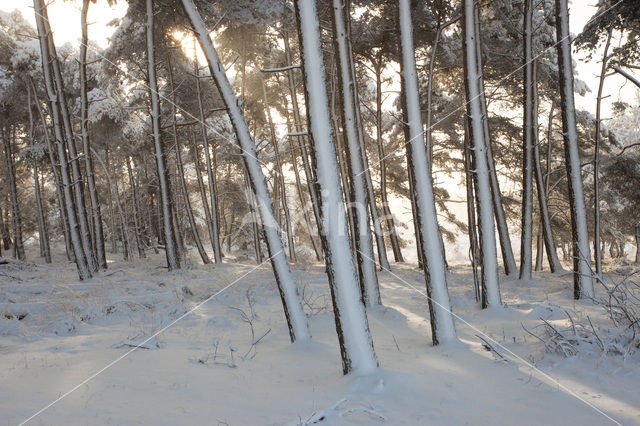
[262,79,297,262]
[2,126,25,261]
[34,0,91,278]
[349,51,390,272]
[167,56,210,264]
[105,148,118,254]
[593,27,613,277]
[520,0,535,280]
[279,85,323,261]
[635,225,640,264]
[293,0,377,373]
[126,157,147,259]
[331,0,381,306]
[283,31,323,236]
[463,0,501,308]
[398,0,456,343]
[80,0,106,270]
[555,0,594,299]
[464,119,481,302]
[182,0,310,343]
[474,7,518,277]
[29,76,73,261]
[27,84,51,263]
[367,53,404,262]
[329,65,358,257]
[533,73,563,273]
[93,148,130,261]
[41,5,98,274]
[146,0,179,270]
[194,56,223,263]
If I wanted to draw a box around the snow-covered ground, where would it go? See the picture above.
[1,247,638,425]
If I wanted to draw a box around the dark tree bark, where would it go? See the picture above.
[2,126,25,261]
[194,56,223,263]
[555,0,594,298]
[146,0,179,270]
[80,0,106,270]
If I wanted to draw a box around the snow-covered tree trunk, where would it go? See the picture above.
[194,59,223,263]
[1,126,25,261]
[41,8,98,273]
[282,32,324,240]
[331,0,381,306]
[146,0,180,270]
[463,0,501,308]
[80,0,106,270]
[533,70,562,273]
[520,0,535,280]
[34,0,91,279]
[399,0,457,343]
[473,7,517,277]
[593,27,613,276]
[554,0,594,299]
[182,0,310,343]
[29,76,73,261]
[293,0,377,373]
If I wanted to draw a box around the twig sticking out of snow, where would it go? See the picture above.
[476,334,508,362]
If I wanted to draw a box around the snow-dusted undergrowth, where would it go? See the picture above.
[0,251,638,424]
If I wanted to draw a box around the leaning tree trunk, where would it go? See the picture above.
[182,0,310,343]
[29,76,73,261]
[80,0,106,270]
[34,0,91,279]
[42,6,98,274]
[293,0,378,374]
[398,0,456,344]
[331,0,381,306]
[555,0,594,299]
[593,27,613,277]
[463,0,501,308]
[520,0,535,281]
[146,0,179,270]
[2,126,25,261]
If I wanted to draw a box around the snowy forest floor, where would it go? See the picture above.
[1,246,639,425]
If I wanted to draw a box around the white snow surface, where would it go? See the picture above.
[0,246,639,425]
